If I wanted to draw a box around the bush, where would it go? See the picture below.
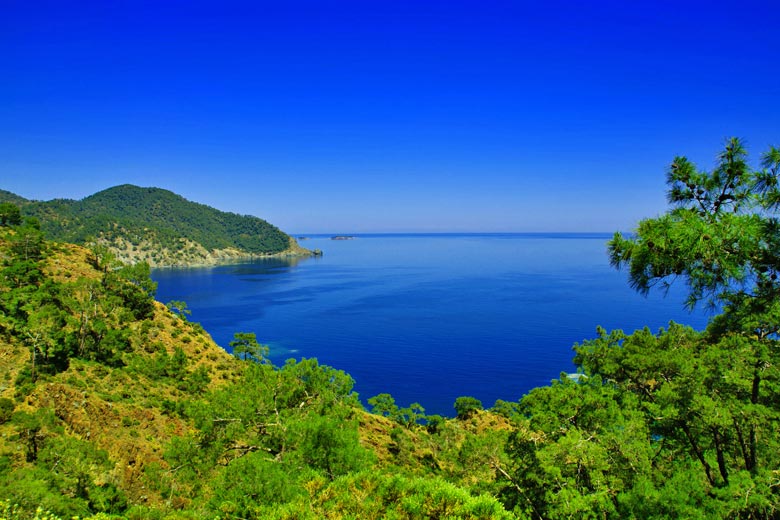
[454,396,483,419]
[0,397,14,424]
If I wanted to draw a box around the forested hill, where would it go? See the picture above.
[0,184,310,267]
[0,190,27,206]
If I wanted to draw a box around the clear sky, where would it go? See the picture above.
[2,1,778,233]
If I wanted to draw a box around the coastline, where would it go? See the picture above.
[112,236,318,269]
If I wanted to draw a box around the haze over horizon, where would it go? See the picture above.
[3,1,778,234]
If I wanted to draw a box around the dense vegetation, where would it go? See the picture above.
[0,139,778,518]
[0,185,301,267]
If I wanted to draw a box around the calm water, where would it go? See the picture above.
[153,234,710,416]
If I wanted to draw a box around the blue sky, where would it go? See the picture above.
[2,1,778,233]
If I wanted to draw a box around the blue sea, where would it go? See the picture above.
[153,233,710,416]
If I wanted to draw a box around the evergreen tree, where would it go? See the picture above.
[600,139,780,516]
[0,203,22,227]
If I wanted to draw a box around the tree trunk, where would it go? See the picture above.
[712,428,729,486]
[682,423,715,486]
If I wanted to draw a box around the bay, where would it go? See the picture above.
[153,233,710,416]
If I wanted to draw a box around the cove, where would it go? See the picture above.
[153,233,710,416]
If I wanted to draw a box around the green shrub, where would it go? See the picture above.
[454,396,483,419]
[0,397,14,424]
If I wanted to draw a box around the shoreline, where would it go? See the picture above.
[150,249,315,269]
[107,236,319,269]
[148,242,317,269]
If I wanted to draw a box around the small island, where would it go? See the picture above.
[331,235,356,240]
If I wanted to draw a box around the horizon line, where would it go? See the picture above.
[290,231,623,236]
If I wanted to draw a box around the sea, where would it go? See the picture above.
[153,233,711,416]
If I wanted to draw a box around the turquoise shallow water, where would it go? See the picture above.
[153,233,710,416]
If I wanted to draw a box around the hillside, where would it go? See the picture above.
[0,190,28,207]
[0,185,312,267]
[0,227,516,519]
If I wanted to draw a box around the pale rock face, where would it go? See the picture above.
[98,235,314,268]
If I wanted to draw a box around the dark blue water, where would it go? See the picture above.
[153,234,710,416]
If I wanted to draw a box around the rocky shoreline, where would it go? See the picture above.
[106,236,319,268]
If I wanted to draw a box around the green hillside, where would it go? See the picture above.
[1,141,779,519]
[0,185,309,267]
[0,190,28,207]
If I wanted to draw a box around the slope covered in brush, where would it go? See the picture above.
[0,226,512,519]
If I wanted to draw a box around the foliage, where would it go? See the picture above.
[368,392,399,418]
[209,451,306,516]
[0,398,14,424]
[367,393,427,428]
[594,139,780,517]
[229,332,268,363]
[1,409,127,519]
[5,184,292,263]
[129,345,211,395]
[0,229,157,374]
[570,323,780,516]
[491,399,521,421]
[0,203,22,227]
[454,396,483,419]
[252,471,515,520]
[157,358,373,516]
[165,300,190,321]
[609,138,780,310]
